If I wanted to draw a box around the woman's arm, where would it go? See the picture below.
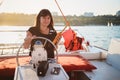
[23,31,33,49]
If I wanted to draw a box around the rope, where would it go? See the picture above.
[54,0,70,31]
[53,0,71,45]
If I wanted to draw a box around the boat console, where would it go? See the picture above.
[14,37,69,80]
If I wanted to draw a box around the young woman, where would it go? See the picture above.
[23,9,57,58]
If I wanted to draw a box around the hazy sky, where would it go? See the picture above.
[0,0,120,16]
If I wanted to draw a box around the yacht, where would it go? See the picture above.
[0,27,120,80]
[0,0,120,80]
[107,22,113,27]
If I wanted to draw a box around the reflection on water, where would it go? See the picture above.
[0,26,120,50]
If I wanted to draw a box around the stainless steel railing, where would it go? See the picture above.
[0,43,29,55]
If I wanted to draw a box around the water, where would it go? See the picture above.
[76,26,120,50]
[0,26,120,50]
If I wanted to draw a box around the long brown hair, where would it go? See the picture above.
[35,9,54,29]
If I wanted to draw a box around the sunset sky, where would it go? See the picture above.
[0,0,120,16]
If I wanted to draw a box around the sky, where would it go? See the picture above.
[0,0,120,16]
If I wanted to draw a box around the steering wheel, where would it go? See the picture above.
[16,37,58,66]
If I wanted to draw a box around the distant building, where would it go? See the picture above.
[54,22,64,26]
[116,10,120,16]
[83,12,94,17]
[52,12,58,16]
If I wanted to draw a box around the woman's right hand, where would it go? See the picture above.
[23,36,32,49]
[23,31,36,49]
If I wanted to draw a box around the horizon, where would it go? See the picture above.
[0,0,120,16]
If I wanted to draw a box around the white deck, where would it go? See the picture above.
[84,38,120,80]
[85,60,120,80]
[14,63,69,80]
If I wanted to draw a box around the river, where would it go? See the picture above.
[0,25,120,50]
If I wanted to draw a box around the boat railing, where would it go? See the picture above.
[0,43,29,56]
[93,45,108,51]
[0,43,66,57]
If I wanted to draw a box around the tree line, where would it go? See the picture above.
[0,13,120,26]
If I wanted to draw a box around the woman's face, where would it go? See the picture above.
[40,15,51,27]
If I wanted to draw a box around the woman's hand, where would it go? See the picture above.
[23,31,36,49]
[23,36,32,49]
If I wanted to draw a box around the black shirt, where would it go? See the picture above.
[28,27,57,58]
